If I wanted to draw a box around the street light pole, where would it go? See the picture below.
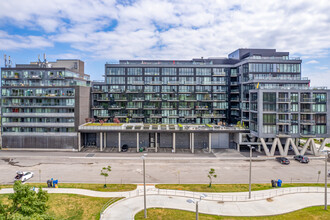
[248,145,254,199]
[325,151,328,210]
[195,201,199,220]
[142,154,147,218]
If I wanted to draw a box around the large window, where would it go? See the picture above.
[263,114,276,124]
[249,63,300,73]
[127,68,142,75]
[107,77,125,84]
[179,68,194,75]
[196,68,211,75]
[262,125,276,134]
[162,68,176,75]
[107,68,125,75]
[313,104,326,112]
[145,68,159,75]
[263,93,276,102]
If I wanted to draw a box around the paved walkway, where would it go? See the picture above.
[1,185,330,219]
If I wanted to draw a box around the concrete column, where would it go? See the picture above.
[137,133,139,153]
[103,132,107,150]
[208,133,212,153]
[100,132,103,151]
[155,132,158,152]
[172,133,176,153]
[118,132,121,152]
[237,144,240,152]
[189,133,192,150]
[78,132,81,152]
[191,133,195,153]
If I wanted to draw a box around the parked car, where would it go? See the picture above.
[276,157,290,165]
[14,171,34,182]
[121,144,128,152]
[294,155,309,163]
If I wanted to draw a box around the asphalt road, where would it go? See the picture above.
[0,150,328,185]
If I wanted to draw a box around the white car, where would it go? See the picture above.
[14,171,34,182]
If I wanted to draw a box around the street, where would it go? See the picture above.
[0,150,328,185]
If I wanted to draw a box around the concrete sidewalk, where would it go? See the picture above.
[102,193,330,220]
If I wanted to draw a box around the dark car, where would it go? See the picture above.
[276,157,290,165]
[121,144,128,152]
[294,155,309,163]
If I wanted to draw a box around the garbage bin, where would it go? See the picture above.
[277,179,282,187]
[271,180,276,187]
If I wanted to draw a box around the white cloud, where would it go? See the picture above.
[306,60,319,64]
[0,31,53,50]
[2,0,330,86]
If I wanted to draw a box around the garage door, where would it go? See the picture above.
[211,133,229,148]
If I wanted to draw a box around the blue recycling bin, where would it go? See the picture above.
[277,179,282,187]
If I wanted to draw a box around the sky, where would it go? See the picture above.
[0,0,330,86]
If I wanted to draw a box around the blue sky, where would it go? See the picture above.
[0,0,330,86]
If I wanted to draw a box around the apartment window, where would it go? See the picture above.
[315,115,326,123]
[263,92,276,102]
[162,68,176,75]
[107,77,125,84]
[127,77,142,84]
[314,93,327,102]
[291,125,298,134]
[213,68,227,75]
[196,68,211,75]
[313,104,326,112]
[262,125,276,134]
[179,77,192,84]
[263,114,276,124]
[291,104,298,112]
[179,68,194,75]
[107,68,125,75]
[127,68,142,75]
[263,103,276,111]
[291,93,298,102]
[316,125,326,134]
[145,68,159,75]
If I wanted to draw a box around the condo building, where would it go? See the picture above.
[1,49,329,155]
[1,57,90,149]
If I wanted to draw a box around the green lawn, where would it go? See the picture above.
[0,194,121,220]
[155,183,330,192]
[0,183,136,192]
[135,206,330,220]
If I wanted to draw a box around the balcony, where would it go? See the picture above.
[195,106,209,110]
[301,108,313,113]
[92,106,104,109]
[301,98,315,103]
[276,131,291,137]
[167,81,179,85]
[113,114,127,118]
[185,81,196,85]
[2,122,74,127]
[92,89,104,93]
[132,114,145,118]
[195,90,209,93]
[231,89,239,93]
[231,82,238,86]
[178,106,192,110]
[230,97,240,102]
[144,105,158,110]
[3,113,74,117]
[199,99,213,102]
[300,120,315,124]
[277,119,290,124]
[126,90,143,93]
[28,75,42,79]
[213,89,227,93]
[132,81,144,85]
[184,114,196,118]
[277,98,290,102]
[114,97,127,102]
[96,98,109,101]
[108,106,123,110]
[201,114,226,118]
[162,90,177,93]
[161,106,175,110]
[149,81,162,85]
[132,97,145,101]
[178,90,193,94]
[167,98,179,102]
[109,89,124,93]
[212,81,226,85]
[126,106,141,110]
[150,114,162,118]
[168,115,179,118]
[150,97,162,101]
[277,108,290,113]
[300,131,316,137]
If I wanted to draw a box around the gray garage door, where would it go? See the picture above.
[211,133,229,148]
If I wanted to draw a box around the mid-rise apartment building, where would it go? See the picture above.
[1,57,90,149]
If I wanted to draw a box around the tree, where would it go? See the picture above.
[0,181,53,220]
[100,166,112,188]
[208,168,217,188]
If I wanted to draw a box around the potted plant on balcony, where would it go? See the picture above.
[14,72,19,78]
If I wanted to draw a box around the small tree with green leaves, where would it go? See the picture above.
[100,166,112,188]
[208,168,217,188]
[0,181,53,220]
